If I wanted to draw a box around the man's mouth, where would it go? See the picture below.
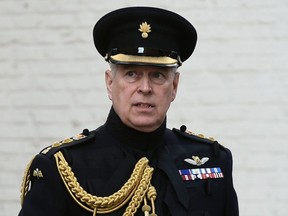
[134,103,154,108]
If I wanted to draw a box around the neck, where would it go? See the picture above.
[104,107,167,152]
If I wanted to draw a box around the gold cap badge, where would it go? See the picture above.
[138,22,151,38]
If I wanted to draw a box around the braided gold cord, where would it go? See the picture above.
[123,166,154,216]
[147,186,157,216]
[20,156,35,205]
[54,151,155,215]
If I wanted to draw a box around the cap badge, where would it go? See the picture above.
[184,156,209,166]
[138,21,151,38]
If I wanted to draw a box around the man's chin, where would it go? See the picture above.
[129,118,162,133]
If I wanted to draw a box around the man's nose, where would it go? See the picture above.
[137,76,152,94]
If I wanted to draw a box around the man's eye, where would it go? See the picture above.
[150,72,167,84]
[126,71,136,77]
[151,72,165,79]
[124,71,139,82]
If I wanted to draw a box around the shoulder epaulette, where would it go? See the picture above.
[173,125,221,157]
[173,125,216,143]
[20,129,96,205]
[40,128,96,158]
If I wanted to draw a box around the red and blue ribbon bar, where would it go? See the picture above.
[179,167,224,181]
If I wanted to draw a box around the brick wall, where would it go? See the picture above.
[0,1,287,215]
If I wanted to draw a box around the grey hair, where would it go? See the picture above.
[109,63,117,76]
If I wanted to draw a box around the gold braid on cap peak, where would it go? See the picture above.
[54,151,157,216]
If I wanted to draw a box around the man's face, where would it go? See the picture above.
[105,64,180,132]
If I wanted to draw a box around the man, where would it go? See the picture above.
[19,6,239,216]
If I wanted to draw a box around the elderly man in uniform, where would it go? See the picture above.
[18,6,239,216]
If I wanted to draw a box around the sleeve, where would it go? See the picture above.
[18,154,68,216]
[225,148,239,216]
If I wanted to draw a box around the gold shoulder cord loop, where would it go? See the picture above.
[20,156,35,205]
[54,151,157,215]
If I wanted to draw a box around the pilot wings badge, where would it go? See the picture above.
[184,156,209,166]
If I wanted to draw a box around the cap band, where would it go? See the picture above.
[106,47,182,67]
[109,54,179,67]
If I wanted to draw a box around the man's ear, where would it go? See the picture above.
[105,69,113,100]
[171,72,180,102]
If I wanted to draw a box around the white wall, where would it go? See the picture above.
[0,0,287,215]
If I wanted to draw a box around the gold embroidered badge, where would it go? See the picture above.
[33,168,43,178]
[139,22,151,38]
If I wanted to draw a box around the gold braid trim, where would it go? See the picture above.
[54,151,155,215]
[20,156,35,205]
[123,166,153,216]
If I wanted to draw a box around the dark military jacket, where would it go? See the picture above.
[19,108,238,216]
